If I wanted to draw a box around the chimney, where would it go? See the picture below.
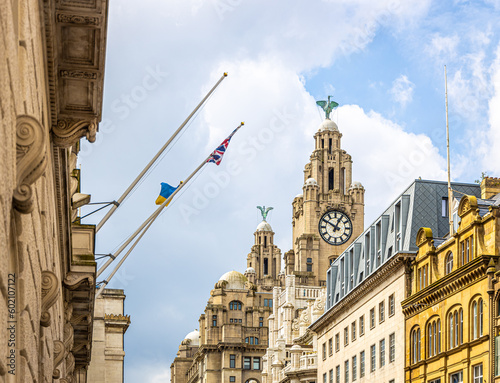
[480,177,500,199]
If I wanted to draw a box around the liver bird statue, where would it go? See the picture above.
[257,206,273,221]
[316,95,339,120]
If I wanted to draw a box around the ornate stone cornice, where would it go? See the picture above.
[402,255,495,318]
[14,115,49,213]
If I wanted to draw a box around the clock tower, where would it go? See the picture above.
[286,102,364,286]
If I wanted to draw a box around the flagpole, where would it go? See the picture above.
[96,72,228,233]
[445,65,454,236]
[96,122,244,279]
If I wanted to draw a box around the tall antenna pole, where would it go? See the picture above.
[445,65,454,236]
[96,72,228,232]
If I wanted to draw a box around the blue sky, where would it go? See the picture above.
[79,1,500,381]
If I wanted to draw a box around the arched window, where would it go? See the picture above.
[449,313,454,349]
[230,301,242,310]
[437,319,441,353]
[446,252,453,275]
[473,301,478,339]
[459,309,463,344]
[411,328,421,364]
[428,323,433,357]
[479,299,483,337]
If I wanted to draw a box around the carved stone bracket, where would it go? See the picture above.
[14,115,48,213]
[63,272,94,290]
[41,271,60,327]
[52,119,97,148]
[53,340,65,379]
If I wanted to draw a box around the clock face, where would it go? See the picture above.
[318,210,353,245]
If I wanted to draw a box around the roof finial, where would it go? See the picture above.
[316,95,339,120]
[256,206,273,221]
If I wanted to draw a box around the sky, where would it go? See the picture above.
[79,0,500,381]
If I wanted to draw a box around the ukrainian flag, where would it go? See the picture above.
[155,182,178,205]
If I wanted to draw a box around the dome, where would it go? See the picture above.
[350,181,364,189]
[295,193,303,199]
[256,221,273,232]
[245,267,256,274]
[183,329,200,346]
[218,270,248,290]
[305,178,318,187]
[318,119,339,132]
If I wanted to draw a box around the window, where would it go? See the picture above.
[253,357,261,370]
[379,301,385,323]
[328,338,333,356]
[370,308,375,329]
[212,315,217,327]
[336,365,340,383]
[329,369,333,383]
[473,364,483,383]
[351,322,356,341]
[389,294,395,317]
[446,252,453,275]
[359,315,365,336]
[411,327,421,364]
[345,360,349,383]
[360,351,365,377]
[379,339,385,367]
[335,333,340,352]
[307,257,313,272]
[230,354,236,368]
[450,371,463,383]
[344,327,349,346]
[442,197,448,217]
[389,333,395,363]
[370,344,376,372]
[329,168,334,190]
[429,380,441,383]
[230,377,236,382]
[322,342,327,360]
[473,298,483,340]
[259,317,264,327]
[264,299,273,307]
[352,355,357,381]
[449,308,463,349]
[243,357,251,370]
[323,373,327,383]
[229,301,242,310]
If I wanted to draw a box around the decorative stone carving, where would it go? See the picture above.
[41,271,60,327]
[56,13,99,25]
[299,309,310,325]
[14,115,48,213]
[458,195,478,217]
[52,119,97,148]
[53,340,65,379]
[313,290,326,314]
[59,70,98,80]
[63,272,94,290]
[416,227,433,247]
[291,318,300,331]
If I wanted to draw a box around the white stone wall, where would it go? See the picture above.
[316,265,406,383]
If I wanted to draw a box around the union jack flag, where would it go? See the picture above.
[206,124,243,165]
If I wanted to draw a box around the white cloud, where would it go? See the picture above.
[339,105,447,221]
[389,75,415,108]
[482,44,500,174]
[426,34,460,61]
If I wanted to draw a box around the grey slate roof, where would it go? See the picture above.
[325,179,480,310]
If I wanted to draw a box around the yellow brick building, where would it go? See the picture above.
[402,178,500,383]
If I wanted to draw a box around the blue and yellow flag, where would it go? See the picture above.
[155,182,178,205]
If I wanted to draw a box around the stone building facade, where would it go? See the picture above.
[170,222,282,383]
[403,178,500,383]
[311,179,480,383]
[88,289,130,383]
[0,0,108,381]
